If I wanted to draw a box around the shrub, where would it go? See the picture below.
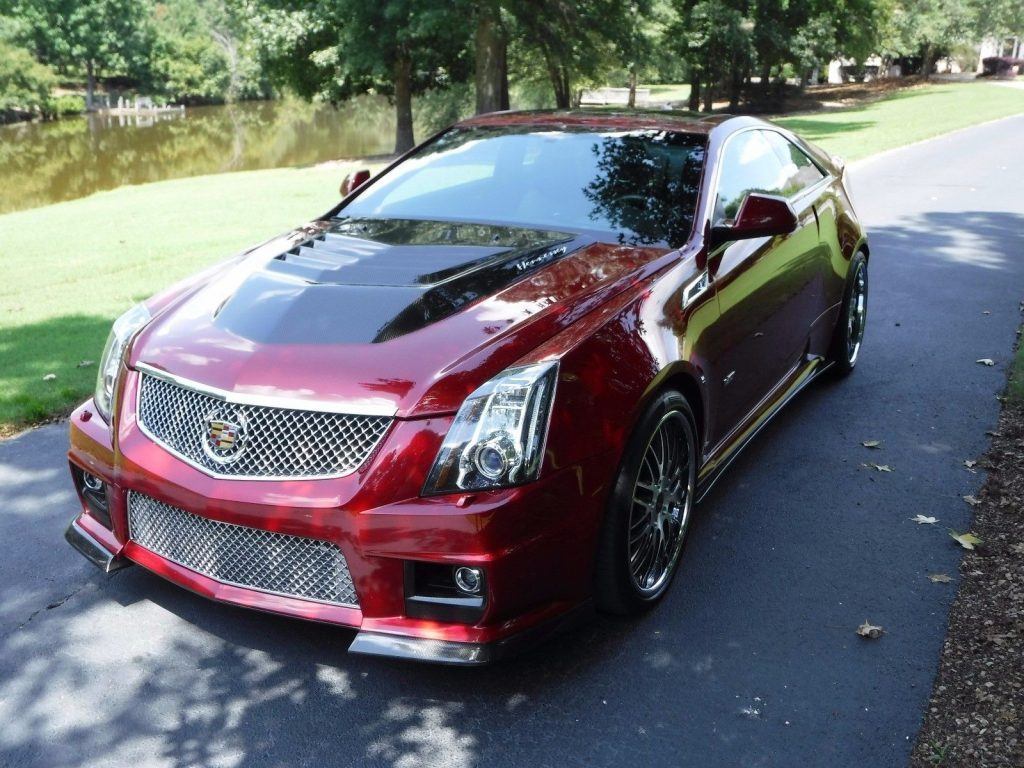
[980,57,1023,78]
[49,94,85,116]
[0,41,57,121]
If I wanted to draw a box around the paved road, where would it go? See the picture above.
[2,116,1022,768]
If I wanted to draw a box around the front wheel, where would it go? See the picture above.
[595,391,697,615]
[829,252,868,376]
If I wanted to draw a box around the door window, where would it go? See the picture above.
[713,131,789,223]
[763,131,826,198]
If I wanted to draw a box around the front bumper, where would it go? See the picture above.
[66,388,614,664]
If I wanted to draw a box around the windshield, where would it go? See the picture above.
[340,126,707,248]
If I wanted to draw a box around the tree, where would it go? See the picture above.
[968,0,1024,41]
[148,0,268,104]
[0,39,56,121]
[14,0,151,109]
[474,0,509,113]
[511,0,628,108]
[673,0,751,112]
[250,0,468,153]
[616,0,657,107]
[878,0,971,76]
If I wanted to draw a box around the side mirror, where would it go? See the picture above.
[340,169,371,197]
[709,193,798,249]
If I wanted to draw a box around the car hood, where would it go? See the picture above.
[130,217,673,418]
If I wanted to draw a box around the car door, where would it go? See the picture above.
[703,129,825,448]
[762,129,836,342]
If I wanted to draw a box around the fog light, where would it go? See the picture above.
[82,472,104,492]
[453,566,483,595]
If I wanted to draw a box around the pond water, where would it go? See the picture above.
[0,94,469,215]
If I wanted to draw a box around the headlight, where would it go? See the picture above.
[94,303,151,422]
[423,361,558,495]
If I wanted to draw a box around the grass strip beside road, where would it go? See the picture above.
[775,81,1024,162]
[2,82,1024,434]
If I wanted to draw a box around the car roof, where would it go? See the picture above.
[456,109,762,136]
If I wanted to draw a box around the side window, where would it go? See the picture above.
[764,131,826,198]
[714,131,787,222]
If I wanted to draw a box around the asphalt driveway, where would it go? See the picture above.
[2,115,1022,768]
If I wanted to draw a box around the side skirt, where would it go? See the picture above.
[695,357,832,503]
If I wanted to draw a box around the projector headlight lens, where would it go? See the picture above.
[423,362,558,494]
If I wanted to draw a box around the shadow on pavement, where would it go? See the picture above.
[1,209,1022,768]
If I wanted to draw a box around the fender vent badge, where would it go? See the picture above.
[682,271,710,309]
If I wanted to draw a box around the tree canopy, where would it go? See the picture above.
[1,0,1022,141]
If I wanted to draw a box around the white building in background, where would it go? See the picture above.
[826,55,896,83]
[978,36,1022,69]
[825,36,1023,83]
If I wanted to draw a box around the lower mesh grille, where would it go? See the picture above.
[127,491,358,607]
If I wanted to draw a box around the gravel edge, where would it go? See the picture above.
[909,393,1024,766]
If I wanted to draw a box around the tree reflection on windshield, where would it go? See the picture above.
[583,132,705,248]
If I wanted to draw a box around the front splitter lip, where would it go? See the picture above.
[64,516,132,574]
[349,600,593,666]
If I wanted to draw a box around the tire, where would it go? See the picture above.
[828,252,868,377]
[595,390,698,615]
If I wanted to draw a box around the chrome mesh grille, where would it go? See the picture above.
[137,373,391,479]
[127,491,358,607]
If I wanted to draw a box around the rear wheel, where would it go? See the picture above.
[595,391,697,615]
[829,252,868,376]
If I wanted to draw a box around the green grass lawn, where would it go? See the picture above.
[642,83,692,103]
[2,81,1024,434]
[0,161,381,433]
[775,81,1024,161]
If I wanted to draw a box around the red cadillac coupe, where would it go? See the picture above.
[65,111,868,664]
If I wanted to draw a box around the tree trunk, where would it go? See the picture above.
[760,63,771,96]
[474,6,508,114]
[921,44,935,79]
[393,55,414,154]
[85,59,96,112]
[688,72,700,111]
[211,29,241,103]
[627,64,637,108]
[798,68,810,93]
[728,66,741,110]
[545,55,571,108]
[702,77,713,112]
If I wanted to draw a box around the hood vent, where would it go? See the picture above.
[213,218,585,345]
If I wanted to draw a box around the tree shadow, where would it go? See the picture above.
[774,118,876,141]
[5,206,1022,767]
[866,210,1024,273]
[0,314,113,427]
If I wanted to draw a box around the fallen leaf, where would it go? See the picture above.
[861,440,881,449]
[976,358,995,366]
[911,515,938,524]
[863,462,893,472]
[963,495,982,507]
[76,360,94,368]
[42,373,56,381]
[949,530,982,550]
[928,573,952,583]
[856,621,884,639]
